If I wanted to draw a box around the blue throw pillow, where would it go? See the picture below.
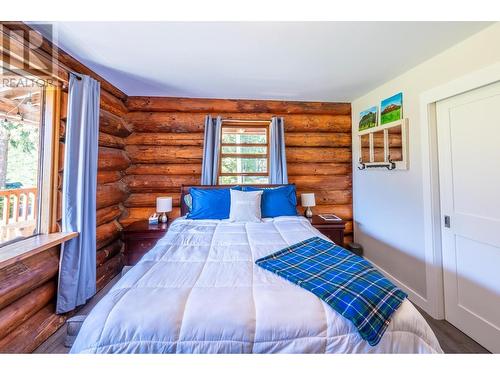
[243,185,297,218]
[187,186,241,220]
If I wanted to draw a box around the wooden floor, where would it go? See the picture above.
[416,307,489,354]
[34,274,121,354]
[35,275,490,354]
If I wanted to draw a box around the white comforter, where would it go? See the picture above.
[71,216,442,353]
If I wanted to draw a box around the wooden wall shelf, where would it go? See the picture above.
[358,118,409,170]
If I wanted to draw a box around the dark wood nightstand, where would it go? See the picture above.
[308,215,346,247]
[122,221,169,266]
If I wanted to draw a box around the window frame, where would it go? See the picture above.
[0,71,61,249]
[217,122,271,184]
[39,84,61,234]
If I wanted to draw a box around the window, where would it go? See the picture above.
[218,123,270,185]
[0,72,56,247]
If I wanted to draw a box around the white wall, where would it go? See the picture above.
[351,22,500,312]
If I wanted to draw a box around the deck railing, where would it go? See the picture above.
[0,187,37,243]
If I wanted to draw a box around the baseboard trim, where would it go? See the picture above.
[365,256,432,314]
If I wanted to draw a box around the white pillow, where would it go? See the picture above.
[229,189,263,223]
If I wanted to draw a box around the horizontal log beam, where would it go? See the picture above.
[0,281,55,340]
[125,193,181,208]
[96,220,121,250]
[0,247,59,310]
[285,132,351,147]
[221,113,352,133]
[96,253,123,291]
[125,132,204,146]
[296,190,352,205]
[125,145,202,164]
[96,205,123,227]
[287,162,351,176]
[100,90,128,117]
[126,112,351,133]
[0,304,65,353]
[96,182,129,210]
[125,131,351,147]
[96,240,123,267]
[286,147,351,163]
[98,147,130,171]
[99,132,126,149]
[96,253,123,281]
[97,170,122,184]
[100,110,132,138]
[126,163,202,176]
[123,175,201,193]
[126,112,204,132]
[289,175,352,190]
[125,96,351,115]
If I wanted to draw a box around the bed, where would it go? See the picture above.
[71,186,442,354]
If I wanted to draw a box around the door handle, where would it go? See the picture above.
[444,215,451,228]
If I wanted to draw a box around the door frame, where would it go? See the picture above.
[419,61,500,319]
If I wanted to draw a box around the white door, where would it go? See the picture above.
[436,81,500,353]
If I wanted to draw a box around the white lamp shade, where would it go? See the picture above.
[156,197,172,212]
[301,193,316,207]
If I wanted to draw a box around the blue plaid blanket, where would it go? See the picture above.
[255,237,407,346]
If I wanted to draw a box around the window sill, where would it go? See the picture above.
[0,232,78,270]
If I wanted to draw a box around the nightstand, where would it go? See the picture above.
[309,215,346,247]
[122,221,169,266]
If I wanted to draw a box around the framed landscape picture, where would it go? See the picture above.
[359,106,378,131]
[380,92,403,125]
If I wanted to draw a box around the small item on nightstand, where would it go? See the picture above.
[301,193,316,218]
[319,214,342,221]
[148,213,159,224]
[156,196,172,223]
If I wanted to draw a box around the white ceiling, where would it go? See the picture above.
[36,22,492,101]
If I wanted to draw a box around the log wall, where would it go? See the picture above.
[0,23,131,352]
[0,24,353,353]
[121,98,353,244]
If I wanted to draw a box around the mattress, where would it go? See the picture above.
[71,216,443,353]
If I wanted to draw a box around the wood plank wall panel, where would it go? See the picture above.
[0,23,131,352]
[121,97,352,243]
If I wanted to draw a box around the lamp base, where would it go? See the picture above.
[304,207,313,218]
[158,212,169,223]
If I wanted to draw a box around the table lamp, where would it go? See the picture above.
[156,196,172,223]
[301,193,316,218]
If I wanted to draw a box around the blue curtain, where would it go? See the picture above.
[270,117,288,184]
[57,73,100,314]
[201,115,222,185]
